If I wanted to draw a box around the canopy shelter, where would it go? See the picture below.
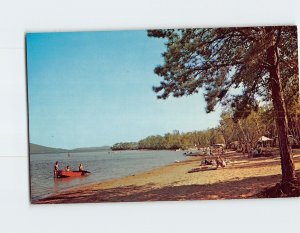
[258,136,273,142]
[257,136,273,148]
[229,141,239,149]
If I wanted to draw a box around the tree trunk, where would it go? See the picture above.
[237,120,251,156]
[267,46,296,183]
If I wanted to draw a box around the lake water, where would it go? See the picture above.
[30,150,186,200]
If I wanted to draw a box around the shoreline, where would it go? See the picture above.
[30,151,189,201]
[32,156,197,203]
[33,151,300,204]
[31,155,189,201]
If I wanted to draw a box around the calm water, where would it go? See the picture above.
[30,150,186,200]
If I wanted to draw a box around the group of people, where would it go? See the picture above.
[201,146,227,170]
[202,156,227,168]
[53,161,85,178]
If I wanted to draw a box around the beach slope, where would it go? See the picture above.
[33,151,300,204]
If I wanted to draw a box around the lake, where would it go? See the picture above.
[29,150,186,200]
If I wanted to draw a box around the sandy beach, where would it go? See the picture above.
[33,150,300,204]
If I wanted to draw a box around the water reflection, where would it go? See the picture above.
[53,176,88,194]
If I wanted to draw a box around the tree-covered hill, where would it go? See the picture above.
[29,143,68,154]
[29,143,111,154]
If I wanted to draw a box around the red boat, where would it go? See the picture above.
[56,170,90,178]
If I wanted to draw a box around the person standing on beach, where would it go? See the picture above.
[53,161,59,178]
[208,147,214,156]
[79,163,84,171]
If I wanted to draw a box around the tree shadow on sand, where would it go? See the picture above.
[34,171,300,204]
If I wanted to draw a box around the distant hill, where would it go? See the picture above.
[70,146,111,153]
[29,143,111,154]
[29,143,68,154]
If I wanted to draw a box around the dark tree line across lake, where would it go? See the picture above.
[111,129,222,151]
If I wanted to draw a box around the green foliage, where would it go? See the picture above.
[112,104,300,152]
[217,105,300,148]
[148,26,299,181]
[111,142,138,151]
[112,129,224,151]
[148,26,298,120]
[138,135,167,150]
[286,97,300,142]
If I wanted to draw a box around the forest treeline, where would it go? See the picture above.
[111,103,300,151]
[111,129,222,151]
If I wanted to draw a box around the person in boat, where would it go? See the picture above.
[53,161,59,178]
[79,163,84,171]
[65,165,70,171]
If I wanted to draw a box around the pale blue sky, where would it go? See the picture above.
[26,30,221,149]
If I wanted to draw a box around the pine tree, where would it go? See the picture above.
[148,26,299,184]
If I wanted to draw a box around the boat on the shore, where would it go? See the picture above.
[184,151,204,156]
[56,170,90,178]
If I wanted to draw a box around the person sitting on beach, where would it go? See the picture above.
[204,158,209,165]
[79,163,84,171]
[204,158,213,165]
[65,165,70,171]
[53,161,59,178]
[215,156,226,169]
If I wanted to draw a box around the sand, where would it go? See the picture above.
[33,150,300,204]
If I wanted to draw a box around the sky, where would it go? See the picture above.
[26,30,222,149]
